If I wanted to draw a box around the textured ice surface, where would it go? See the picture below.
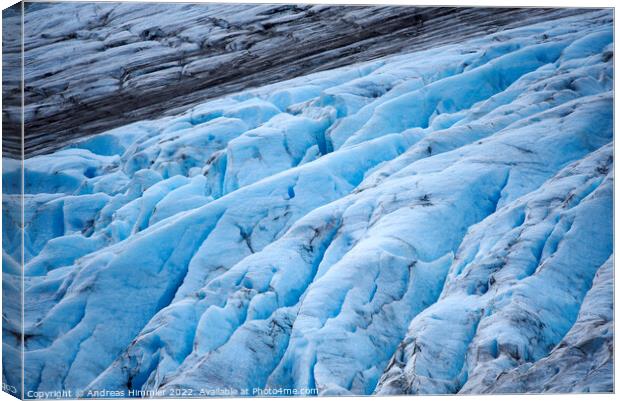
[3,9,613,396]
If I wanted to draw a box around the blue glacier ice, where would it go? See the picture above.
[2,8,613,397]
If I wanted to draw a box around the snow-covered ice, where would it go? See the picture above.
[2,8,613,396]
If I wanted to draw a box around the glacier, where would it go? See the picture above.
[2,8,613,397]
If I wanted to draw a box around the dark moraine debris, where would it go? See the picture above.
[3,3,585,157]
